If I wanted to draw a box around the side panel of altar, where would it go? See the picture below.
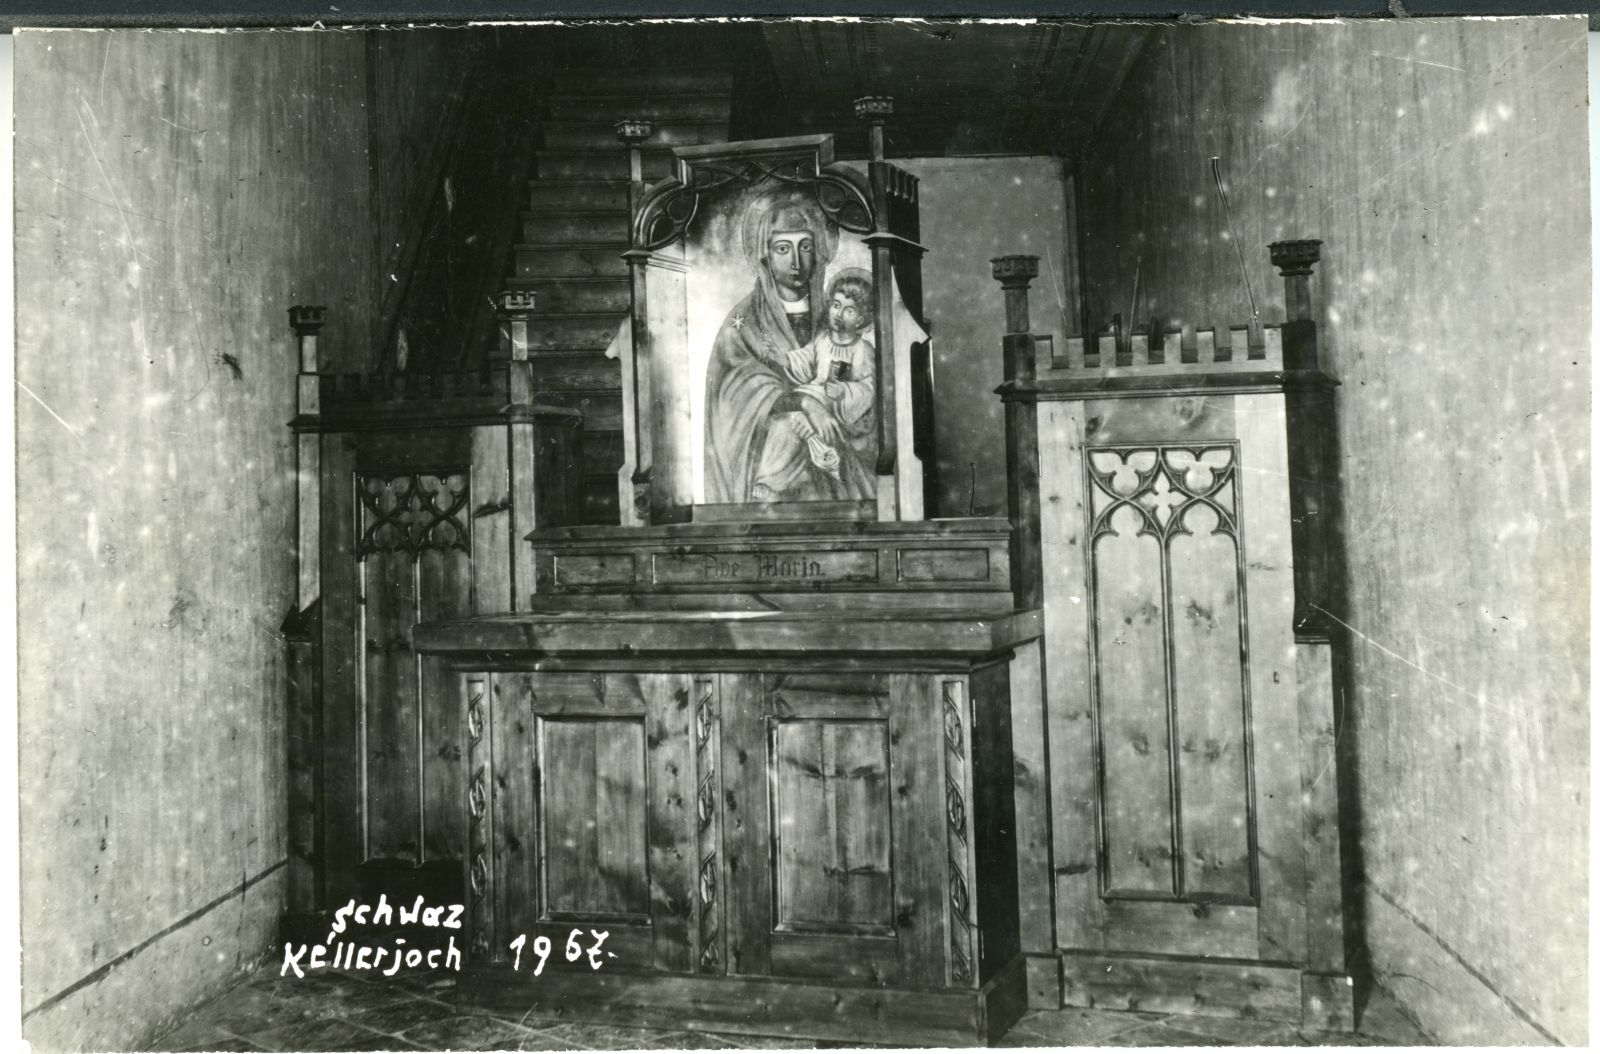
[283,303,581,916]
[993,245,1356,1031]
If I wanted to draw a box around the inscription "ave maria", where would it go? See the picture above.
[703,554,823,580]
[652,549,879,586]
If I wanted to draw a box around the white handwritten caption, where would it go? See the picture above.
[278,895,615,978]
[508,929,613,973]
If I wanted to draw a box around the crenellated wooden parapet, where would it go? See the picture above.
[993,241,1354,1032]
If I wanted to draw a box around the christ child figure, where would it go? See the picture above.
[752,269,878,501]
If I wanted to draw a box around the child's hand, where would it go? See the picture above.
[823,381,845,399]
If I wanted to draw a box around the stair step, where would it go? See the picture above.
[536,151,675,181]
[580,484,620,527]
[542,120,728,152]
[517,277,630,314]
[580,429,625,475]
[522,209,631,245]
[514,243,629,280]
[526,180,630,211]
[548,94,731,124]
[524,350,623,392]
[527,314,627,353]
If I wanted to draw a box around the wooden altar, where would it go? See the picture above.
[408,109,1040,1045]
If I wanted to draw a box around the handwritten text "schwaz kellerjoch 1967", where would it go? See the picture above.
[279,895,617,978]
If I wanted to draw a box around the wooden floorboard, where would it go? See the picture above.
[457,963,1009,1046]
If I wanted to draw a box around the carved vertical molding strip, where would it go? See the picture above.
[942,678,977,986]
[693,676,725,973]
[465,677,493,959]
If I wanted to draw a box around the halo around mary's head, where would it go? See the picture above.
[740,186,839,272]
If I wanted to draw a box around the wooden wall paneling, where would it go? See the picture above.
[419,545,470,861]
[1235,392,1308,963]
[969,658,1021,984]
[718,672,772,976]
[888,672,948,988]
[1004,639,1057,1005]
[1036,400,1101,951]
[685,675,721,974]
[362,483,422,862]
[470,425,513,614]
[298,432,322,608]
[1167,456,1253,900]
[1297,639,1354,1029]
[597,706,651,914]
[769,934,898,986]
[509,420,540,605]
[941,675,980,988]
[320,432,361,904]
[489,674,537,960]
[513,921,656,976]
[645,258,691,522]
[629,672,693,974]
[285,602,321,914]
[1061,952,1302,1022]
[1098,900,1259,959]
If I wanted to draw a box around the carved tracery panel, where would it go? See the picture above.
[1085,445,1258,904]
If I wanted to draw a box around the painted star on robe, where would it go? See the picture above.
[729,314,744,330]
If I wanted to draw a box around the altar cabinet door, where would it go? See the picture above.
[477,671,699,974]
[719,671,951,989]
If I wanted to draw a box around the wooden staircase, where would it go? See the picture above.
[503,71,732,525]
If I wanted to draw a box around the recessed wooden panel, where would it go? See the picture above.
[553,554,638,588]
[538,717,650,921]
[1091,500,1174,896]
[1169,500,1253,900]
[771,719,894,934]
[897,547,991,582]
[1101,899,1259,959]
[363,545,420,861]
[419,547,469,861]
[359,471,472,866]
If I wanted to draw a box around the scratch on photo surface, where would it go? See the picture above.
[72,95,152,358]
[17,381,87,445]
[158,116,207,136]
[1368,52,1464,73]
[1311,604,1517,719]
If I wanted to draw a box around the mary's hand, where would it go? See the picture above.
[799,395,842,446]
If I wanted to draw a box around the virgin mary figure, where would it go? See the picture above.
[703,187,877,504]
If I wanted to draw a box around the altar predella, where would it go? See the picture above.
[285,96,1355,1045]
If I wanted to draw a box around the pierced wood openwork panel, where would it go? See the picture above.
[356,473,471,560]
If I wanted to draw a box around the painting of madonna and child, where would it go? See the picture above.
[689,185,882,514]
